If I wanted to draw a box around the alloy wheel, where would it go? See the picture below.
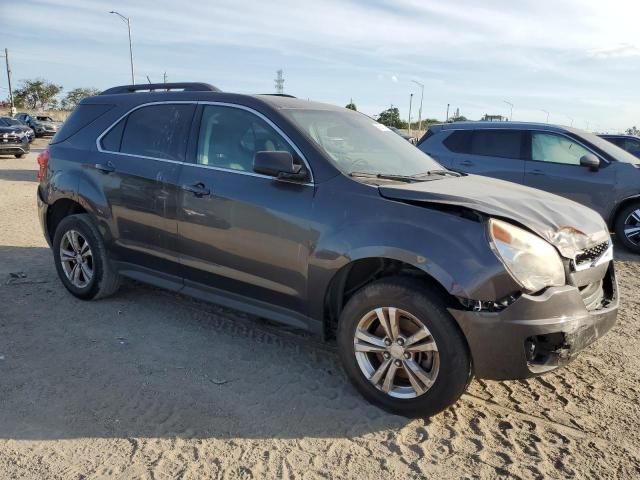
[624,209,640,246]
[354,307,440,399]
[59,230,94,288]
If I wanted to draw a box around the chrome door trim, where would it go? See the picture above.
[95,100,315,184]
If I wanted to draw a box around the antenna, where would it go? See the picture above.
[275,69,285,94]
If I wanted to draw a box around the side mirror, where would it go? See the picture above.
[253,151,306,180]
[580,153,600,171]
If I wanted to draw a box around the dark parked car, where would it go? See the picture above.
[15,112,61,137]
[418,122,640,253]
[0,116,35,142]
[0,125,31,157]
[37,83,618,417]
[598,134,640,158]
[389,126,417,145]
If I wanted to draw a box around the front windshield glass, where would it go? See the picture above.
[2,118,20,126]
[568,127,640,164]
[283,108,442,176]
[37,116,54,121]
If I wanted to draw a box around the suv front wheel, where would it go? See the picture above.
[337,277,472,417]
[52,214,121,300]
[615,201,640,254]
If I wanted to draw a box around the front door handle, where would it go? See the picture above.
[529,169,545,176]
[460,160,474,167]
[94,162,115,173]
[183,182,210,197]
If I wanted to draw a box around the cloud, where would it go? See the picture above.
[590,44,640,58]
[391,75,398,83]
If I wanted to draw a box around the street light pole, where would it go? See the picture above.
[446,103,450,122]
[110,11,135,85]
[566,115,574,127]
[504,100,514,121]
[411,80,424,132]
[408,93,414,136]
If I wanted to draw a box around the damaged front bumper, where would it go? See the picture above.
[449,264,618,380]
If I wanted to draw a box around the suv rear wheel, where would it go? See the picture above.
[615,201,640,253]
[52,214,121,300]
[337,277,472,417]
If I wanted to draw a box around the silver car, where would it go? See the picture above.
[419,122,640,253]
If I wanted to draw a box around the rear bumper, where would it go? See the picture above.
[449,264,618,380]
[37,187,51,247]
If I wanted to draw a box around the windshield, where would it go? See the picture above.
[36,116,54,121]
[283,108,442,176]
[568,127,640,164]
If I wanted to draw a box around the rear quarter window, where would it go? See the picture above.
[443,130,473,153]
[50,104,114,144]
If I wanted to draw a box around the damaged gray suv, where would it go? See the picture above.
[38,83,618,417]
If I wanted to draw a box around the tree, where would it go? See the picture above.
[13,78,63,110]
[345,100,357,111]
[626,126,640,136]
[61,87,101,110]
[449,115,468,122]
[377,106,404,128]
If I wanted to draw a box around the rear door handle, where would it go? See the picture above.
[529,169,545,176]
[94,162,115,173]
[183,182,210,197]
[460,160,474,167]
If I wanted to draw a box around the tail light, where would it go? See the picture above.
[37,149,49,181]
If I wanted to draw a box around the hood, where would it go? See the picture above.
[378,174,610,257]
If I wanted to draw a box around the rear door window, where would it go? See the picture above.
[470,130,524,159]
[102,103,195,162]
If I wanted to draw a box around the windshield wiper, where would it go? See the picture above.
[349,171,418,183]
[411,169,462,178]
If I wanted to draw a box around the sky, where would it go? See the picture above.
[1,0,639,132]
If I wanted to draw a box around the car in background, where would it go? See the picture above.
[598,134,640,158]
[0,125,31,158]
[0,116,35,142]
[389,126,417,144]
[14,112,62,137]
[418,122,640,253]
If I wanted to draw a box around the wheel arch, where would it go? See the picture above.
[320,254,459,340]
[609,194,640,228]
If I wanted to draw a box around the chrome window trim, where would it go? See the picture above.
[443,127,610,165]
[95,100,315,185]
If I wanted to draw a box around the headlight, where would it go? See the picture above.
[488,218,565,293]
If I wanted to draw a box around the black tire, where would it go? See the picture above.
[337,277,472,418]
[52,214,121,300]
[14,153,24,158]
[614,201,640,254]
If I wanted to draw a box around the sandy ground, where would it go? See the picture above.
[1,139,640,479]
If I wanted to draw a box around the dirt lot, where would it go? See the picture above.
[1,140,640,479]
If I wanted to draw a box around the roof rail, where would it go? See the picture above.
[260,93,297,98]
[100,82,221,95]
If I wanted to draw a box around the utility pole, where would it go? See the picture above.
[109,11,135,85]
[2,48,14,114]
[541,109,550,123]
[408,93,414,136]
[163,72,167,83]
[275,69,284,94]
[504,100,514,121]
[446,103,450,122]
[411,80,424,132]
